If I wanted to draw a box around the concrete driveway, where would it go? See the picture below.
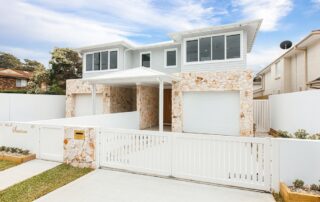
[37,169,275,202]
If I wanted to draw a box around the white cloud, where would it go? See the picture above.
[312,0,320,8]
[247,47,286,73]
[0,0,132,47]
[233,0,293,31]
[25,0,221,31]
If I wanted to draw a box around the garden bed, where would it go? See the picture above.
[280,182,320,202]
[0,146,36,164]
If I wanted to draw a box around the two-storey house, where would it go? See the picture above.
[254,30,320,98]
[66,19,262,136]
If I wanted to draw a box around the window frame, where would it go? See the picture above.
[164,48,177,68]
[274,61,281,79]
[84,48,119,73]
[183,31,243,65]
[140,51,152,68]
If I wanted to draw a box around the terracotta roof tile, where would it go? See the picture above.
[0,68,32,79]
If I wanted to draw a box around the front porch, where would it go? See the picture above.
[84,67,178,132]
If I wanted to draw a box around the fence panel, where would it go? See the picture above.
[100,128,172,176]
[39,125,64,162]
[253,100,270,132]
[99,128,271,191]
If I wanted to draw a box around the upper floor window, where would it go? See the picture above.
[165,48,177,68]
[85,49,118,71]
[141,52,151,68]
[185,32,242,64]
[226,34,240,59]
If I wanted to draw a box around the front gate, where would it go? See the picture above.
[99,128,271,191]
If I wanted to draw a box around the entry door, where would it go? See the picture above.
[74,94,103,117]
[182,91,240,135]
[163,89,172,125]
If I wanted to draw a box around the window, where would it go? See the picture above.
[275,62,280,78]
[110,51,118,69]
[186,40,198,62]
[94,52,100,70]
[200,37,211,61]
[86,54,93,71]
[226,34,240,59]
[16,79,27,87]
[212,35,225,60]
[185,32,241,63]
[141,52,151,67]
[165,49,177,67]
[85,49,118,71]
[101,51,108,70]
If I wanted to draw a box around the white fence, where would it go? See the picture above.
[31,111,140,129]
[269,90,320,134]
[0,93,66,122]
[99,128,271,191]
[253,100,270,132]
[271,138,320,191]
[0,122,64,162]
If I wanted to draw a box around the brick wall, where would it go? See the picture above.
[0,77,18,90]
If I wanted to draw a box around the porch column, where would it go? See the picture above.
[159,79,164,132]
[91,83,96,115]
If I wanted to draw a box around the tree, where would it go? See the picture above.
[21,59,45,72]
[0,52,22,69]
[49,48,82,93]
[27,65,50,94]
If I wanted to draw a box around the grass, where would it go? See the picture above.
[0,164,92,202]
[273,192,284,202]
[0,160,18,171]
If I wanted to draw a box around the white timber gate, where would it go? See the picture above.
[99,128,271,191]
[253,100,270,132]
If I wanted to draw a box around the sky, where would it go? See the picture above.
[0,0,319,72]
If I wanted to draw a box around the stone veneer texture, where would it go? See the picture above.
[137,85,159,129]
[63,127,96,168]
[66,79,136,117]
[172,70,253,136]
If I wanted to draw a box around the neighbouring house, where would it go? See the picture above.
[0,68,32,91]
[254,30,320,99]
[67,19,262,136]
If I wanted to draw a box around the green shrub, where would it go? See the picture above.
[307,133,320,140]
[277,130,292,138]
[293,179,304,189]
[0,146,6,151]
[294,129,309,139]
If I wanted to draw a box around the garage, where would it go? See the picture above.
[182,91,240,135]
[74,94,103,117]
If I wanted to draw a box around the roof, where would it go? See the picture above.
[74,41,134,53]
[84,67,179,85]
[256,30,320,76]
[0,68,32,79]
[168,19,263,53]
[74,19,262,54]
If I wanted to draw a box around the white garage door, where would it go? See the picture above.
[74,94,103,117]
[183,91,240,135]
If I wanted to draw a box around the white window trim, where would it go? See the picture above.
[183,30,243,65]
[164,48,177,68]
[274,61,281,79]
[140,51,152,68]
[84,48,119,73]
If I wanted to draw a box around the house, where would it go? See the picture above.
[0,68,32,90]
[254,30,320,98]
[67,19,262,136]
